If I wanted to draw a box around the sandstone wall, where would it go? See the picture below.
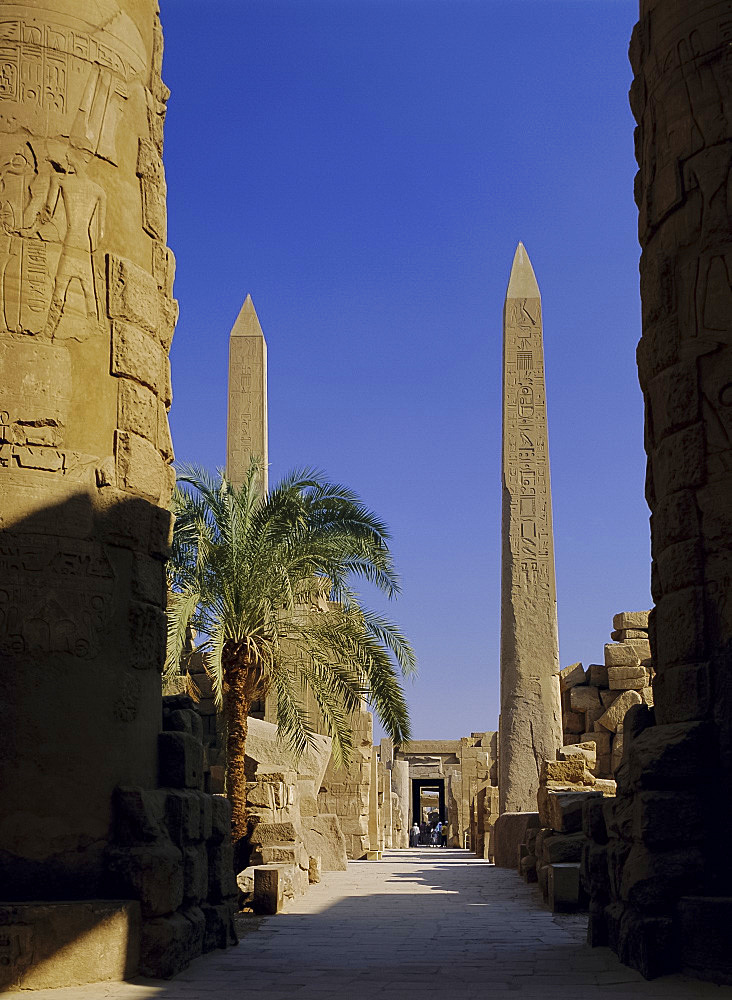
[589,2,732,981]
[560,612,654,779]
[0,0,176,900]
[317,706,374,859]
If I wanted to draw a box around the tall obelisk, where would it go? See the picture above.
[226,295,268,493]
[499,243,562,814]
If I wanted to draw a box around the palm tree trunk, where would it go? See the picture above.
[223,665,253,846]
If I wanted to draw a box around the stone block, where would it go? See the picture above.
[631,790,704,847]
[540,758,594,786]
[558,742,597,772]
[200,901,237,952]
[611,628,648,641]
[113,786,166,843]
[582,794,607,843]
[520,854,538,882]
[563,710,584,734]
[548,863,581,913]
[612,610,649,631]
[308,855,322,883]
[581,842,610,898]
[538,786,598,829]
[129,600,167,671]
[207,840,238,902]
[620,843,705,911]
[678,897,732,985]
[585,706,604,730]
[596,690,642,732]
[611,732,624,772]
[0,901,140,992]
[107,841,183,918]
[604,643,641,667]
[139,910,195,979]
[580,730,612,755]
[600,689,621,709]
[158,731,204,790]
[301,814,348,872]
[559,662,586,691]
[543,832,585,864]
[108,254,161,336]
[570,685,601,712]
[111,321,165,393]
[164,708,203,742]
[608,666,649,691]
[183,843,208,905]
[640,685,654,706]
[587,663,608,687]
[492,812,540,868]
[628,721,712,790]
[181,905,205,963]
[210,795,232,842]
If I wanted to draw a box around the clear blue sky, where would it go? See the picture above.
[161,0,649,740]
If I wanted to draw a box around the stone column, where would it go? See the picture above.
[498,243,562,815]
[226,294,268,492]
[603,0,732,979]
[0,0,176,899]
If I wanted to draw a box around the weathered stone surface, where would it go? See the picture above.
[158,732,204,790]
[548,863,581,912]
[562,710,584,734]
[612,612,650,631]
[570,685,602,713]
[596,690,642,733]
[604,644,641,668]
[679,898,732,985]
[627,722,712,791]
[587,663,609,687]
[0,1,179,916]
[252,865,285,914]
[139,910,196,979]
[301,814,348,872]
[492,811,540,869]
[540,758,594,786]
[499,243,562,813]
[608,666,649,691]
[581,730,612,756]
[0,901,140,992]
[558,742,597,772]
[559,662,586,691]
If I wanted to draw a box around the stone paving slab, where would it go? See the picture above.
[6,849,732,999]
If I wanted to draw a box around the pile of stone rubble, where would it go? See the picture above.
[560,611,653,778]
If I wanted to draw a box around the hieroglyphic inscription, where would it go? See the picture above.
[226,298,268,492]
[0,534,115,659]
[503,295,555,599]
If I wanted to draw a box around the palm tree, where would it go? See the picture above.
[165,460,415,845]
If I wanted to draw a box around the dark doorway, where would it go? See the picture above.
[411,777,446,826]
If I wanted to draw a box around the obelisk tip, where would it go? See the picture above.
[229,294,265,339]
[506,242,540,300]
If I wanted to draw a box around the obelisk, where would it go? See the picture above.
[226,295,268,493]
[499,243,562,814]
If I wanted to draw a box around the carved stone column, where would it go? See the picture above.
[605,0,732,979]
[0,0,177,898]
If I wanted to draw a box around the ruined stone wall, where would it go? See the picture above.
[560,612,654,778]
[317,705,374,859]
[589,2,732,980]
[0,0,176,900]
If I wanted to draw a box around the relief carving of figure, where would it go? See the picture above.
[42,151,105,337]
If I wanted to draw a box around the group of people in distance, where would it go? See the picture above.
[410,819,447,848]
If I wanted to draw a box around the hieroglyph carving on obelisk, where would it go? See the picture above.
[499,242,562,814]
[226,294,268,493]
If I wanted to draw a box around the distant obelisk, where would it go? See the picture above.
[226,295,268,493]
[499,243,562,814]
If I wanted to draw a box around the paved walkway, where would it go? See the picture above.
[8,850,731,999]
